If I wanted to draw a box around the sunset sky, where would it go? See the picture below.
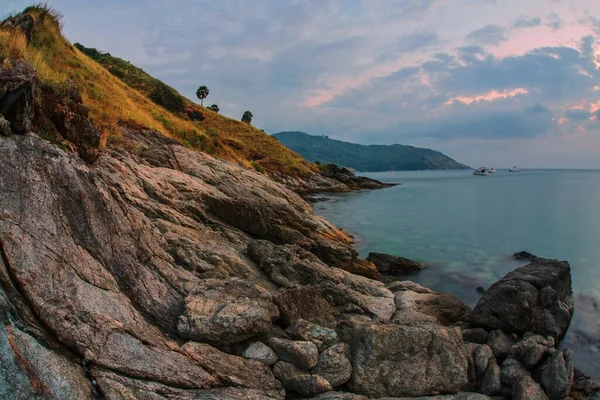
[4,0,600,168]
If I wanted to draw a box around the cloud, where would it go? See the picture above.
[565,109,592,121]
[546,12,564,31]
[465,24,508,45]
[512,15,542,28]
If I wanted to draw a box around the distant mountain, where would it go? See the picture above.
[273,131,470,172]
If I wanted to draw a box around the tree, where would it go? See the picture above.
[207,104,220,113]
[196,85,209,106]
[241,111,253,124]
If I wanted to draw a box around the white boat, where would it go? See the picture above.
[473,167,489,176]
[509,166,519,173]
[487,167,496,173]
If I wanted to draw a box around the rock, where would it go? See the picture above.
[514,251,537,261]
[285,319,339,351]
[272,361,306,381]
[242,341,278,366]
[178,278,278,345]
[501,358,530,386]
[391,281,472,327]
[508,334,554,369]
[0,58,36,133]
[182,342,283,394]
[283,374,332,397]
[366,252,423,275]
[274,287,337,328]
[571,368,600,399]
[486,330,515,361]
[312,343,352,387]
[1,13,34,40]
[309,392,369,400]
[463,328,489,344]
[39,79,101,162]
[471,258,574,340]
[512,376,549,400]
[0,114,10,136]
[268,337,319,369]
[345,322,468,397]
[536,348,574,400]
[249,240,396,322]
[478,360,502,396]
[93,369,282,400]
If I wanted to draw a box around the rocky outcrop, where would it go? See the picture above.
[343,321,469,397]
[0,59,36,133]
[367,252,423,276]
[177,278,279,345]
[471,258,574,340]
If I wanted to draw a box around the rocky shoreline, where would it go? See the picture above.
[0,55,599,399]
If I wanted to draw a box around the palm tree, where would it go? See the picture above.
[196,86,209,106]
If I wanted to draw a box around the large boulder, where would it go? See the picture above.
[268,337,319,369]
[535,348,574,400]
[274,287,336,328]
[471,258,573,340]
[178,278,279,345]
[389,281,472,327]
[512,376,549,400]
[0,58,36,134]
[367,252,423,275]
[508,334,554,369]
[344,322,468,397]
[312,343,353,387]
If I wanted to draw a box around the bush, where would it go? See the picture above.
[149,83,186,112]
[251,161,265,174]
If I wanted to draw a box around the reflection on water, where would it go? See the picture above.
[314,169,600,377]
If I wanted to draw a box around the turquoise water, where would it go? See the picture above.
[313,169,600,376]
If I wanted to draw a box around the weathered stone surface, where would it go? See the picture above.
[312,343,352,387]
[536,348,574,400]
[346,322,468,397]
[182,342,282,394]
[509,334,554,369]
[366,252,423,275]
[462,328,489,344]
[512,376,549,400]
[465,344,501,395]
[0,58,35,133]
[0,114,10,136]
[268,337,319,369]
[370,393,493,400]
[571,368,600,400]
[309,392,369,400]
[242,341,278,366]
[471,258,574,340]
[272,361,306,382]
[249,240,396,322]
[38,79,101,162]
[283,374,332,397]
[274,287,337,328]
[486,330,515,361]
[286,319,339,351]
[478,360,501,396]
[178,278,278,345]
[93,369,281,400]
[501,358,530,386]
[390,281,472,327]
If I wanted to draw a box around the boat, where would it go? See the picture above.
[473,167,489,176]
[487,167,496,173]
[509,166,519,173]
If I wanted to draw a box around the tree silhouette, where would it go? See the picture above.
[207,104,220,113]
[241,111,253,124]
[196,86,209,106]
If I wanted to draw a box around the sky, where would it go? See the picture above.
[4,0,600,168]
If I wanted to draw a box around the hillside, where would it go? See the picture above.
[274,131,470,172]
[0,5,313,177]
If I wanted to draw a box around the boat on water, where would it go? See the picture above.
[509,166,519,172]
[487,167,496,173]
[473,167,489,176]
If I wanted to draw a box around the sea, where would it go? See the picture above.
[313,168,600,377]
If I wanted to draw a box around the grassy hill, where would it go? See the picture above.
[0,5,313,176]
[274,131,470,172]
